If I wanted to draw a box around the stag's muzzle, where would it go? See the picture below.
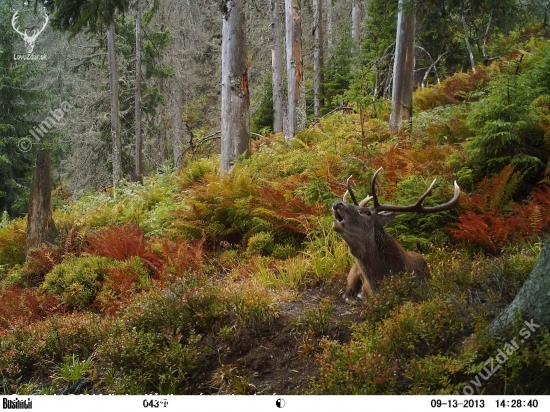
[332,202,345,233]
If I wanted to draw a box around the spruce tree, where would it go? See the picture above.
[0,3,44,217]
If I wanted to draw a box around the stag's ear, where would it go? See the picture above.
[377,212,396,226]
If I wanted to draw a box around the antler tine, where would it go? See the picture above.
[414,178,437,207]
[370,167,383,209]
[345,175,359,206]
[359,195,373,207]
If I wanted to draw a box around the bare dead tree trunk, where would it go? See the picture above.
[285,0,304,138]
[220,0,250,176]
[135,0,143,180]
[481,12,492,59]
[389,0,415,133]
[26,149,56,257]
[271,0,285,133]
[313,0,324,118]
[462,7,476,73]
[107,21,122,191]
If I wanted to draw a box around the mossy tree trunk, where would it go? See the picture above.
[490,234,550,334]
[26,149,56,257]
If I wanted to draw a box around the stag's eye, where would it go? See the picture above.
[360,209,371,216]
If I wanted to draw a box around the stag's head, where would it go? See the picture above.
[332,168,460,257]
[332,188,394,257]
[11,12,49,54]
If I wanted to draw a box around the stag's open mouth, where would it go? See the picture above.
[332,205,344,222]
[332,204,345,232]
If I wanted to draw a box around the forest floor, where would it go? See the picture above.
[195,279,365,395]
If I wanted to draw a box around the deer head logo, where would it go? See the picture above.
[11,11,49,54]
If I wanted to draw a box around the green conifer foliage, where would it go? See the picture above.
[0,4,45,216]
[466,67,547,180]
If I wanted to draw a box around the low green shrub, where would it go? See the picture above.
[97,327,206,394]
[246,232,275,256]
[0,313,104,382]
[41,256,118,310]
[314,297,473,394]
[121,275,225,338]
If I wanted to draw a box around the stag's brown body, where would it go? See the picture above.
[332,168,459,302]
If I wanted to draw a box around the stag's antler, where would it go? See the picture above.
[369,167,460,213]
[343,175,359,206]
[343,175,374,207]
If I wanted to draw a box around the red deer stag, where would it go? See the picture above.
[332,168,460,302]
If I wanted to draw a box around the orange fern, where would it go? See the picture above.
[452,184,550,254]
[26,243,64,284]
[0,287,61,331]
[85,224,163,271]
[94,266,140,314]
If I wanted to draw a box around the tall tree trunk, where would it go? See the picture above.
[173,23,184,170]
[285,0,304,138]
[135,0,143,180]
[270,0,285,133]
[389,0,415,133]
[481,12,492,63]
[158,78,168,167]
[352,0,362,51]
[462,6,476,73]
[325,0,333,57]
[220,0,250,176]
[490,234,550,334]
[107,21,122,191]
[26,149,56,257]
[313,0,324,118]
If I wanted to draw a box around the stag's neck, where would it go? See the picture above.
[350,227,406,288]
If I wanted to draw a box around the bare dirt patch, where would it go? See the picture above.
[198,279,365,394]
